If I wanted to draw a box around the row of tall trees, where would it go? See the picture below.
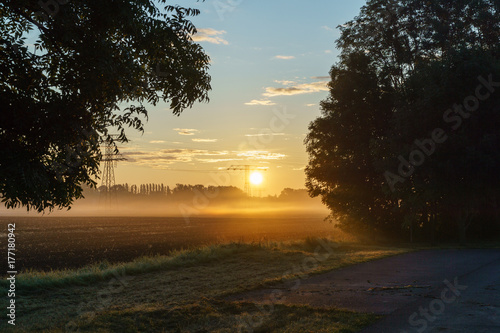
[98,184,245,199]
[97,184,312,201]
[306,0,500,243]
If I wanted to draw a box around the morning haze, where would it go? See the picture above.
[1,0,499,332]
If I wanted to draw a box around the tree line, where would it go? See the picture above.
[94,184,312,202]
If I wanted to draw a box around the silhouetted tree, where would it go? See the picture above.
[306,0,499,241]
[305,52,399,235]
[383,49,500,244]
[0,0,211,212]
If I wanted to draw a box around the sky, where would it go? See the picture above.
[114,0,367,196]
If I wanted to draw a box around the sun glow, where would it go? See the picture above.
[250,172,263,185]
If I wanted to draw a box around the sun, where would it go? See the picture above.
[250,172,263,185]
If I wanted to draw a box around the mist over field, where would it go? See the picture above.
[0,186,329,218]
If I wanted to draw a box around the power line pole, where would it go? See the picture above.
[100,135,125,205]
[227,165,267,197]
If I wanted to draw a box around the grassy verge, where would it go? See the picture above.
[0,238,408,332]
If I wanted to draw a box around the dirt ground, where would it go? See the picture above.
[0,215,337,272]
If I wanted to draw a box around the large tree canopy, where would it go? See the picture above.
[0,0,211,212]
[306,0,500,242]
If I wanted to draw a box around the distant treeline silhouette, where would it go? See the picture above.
[94,184,311,202]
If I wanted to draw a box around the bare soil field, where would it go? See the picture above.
[0,214,337,272]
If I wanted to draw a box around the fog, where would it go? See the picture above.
[1,186,329,218]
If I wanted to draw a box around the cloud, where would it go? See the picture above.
[123,148,289,168]
[192,28,228,45]
[149,140,165,144]
[123,149,230,169]
[274,80,296,86]
[275,55,295,60]
[322,25,334,31]
[122,151,188,169]
[263,81,329,97]
[236,150,286,160]
[173,128,199,136]
[324,50,333,54]
[244,99,276,106]
[311,76,330,80]
[306,104,316,107]
[160,149,228,156]
[197,158,243,163]
[192,138,218,143]
[245,133,285,137]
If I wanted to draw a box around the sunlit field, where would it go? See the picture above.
[0,224,407,332]
[0,214,341,272]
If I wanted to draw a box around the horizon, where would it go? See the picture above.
[1,1,499,332]
[97,0,366,197]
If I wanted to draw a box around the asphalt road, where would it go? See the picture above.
[228,249,500,333]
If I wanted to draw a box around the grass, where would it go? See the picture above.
[0,242,270,294]
[75,300,380,333]
[0,238,408,332]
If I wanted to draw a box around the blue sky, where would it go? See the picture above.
[116,0,367,195]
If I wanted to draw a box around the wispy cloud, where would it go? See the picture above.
[322,25,334,31]
[305,104,316,107]
[122,148,288,169]
[122,151,188,169]
[263,81,329,97]
[149,140,165,144]
[161,149,227,156]
[274,80,296,86]
[192,138,218,143]
[244,99,276,106]
[192,28,228,45]
[197,158,243,163]
[311,76,330,80]
[173,128,199,136]
[275,55,295,60]
[236,150,286,160]
[245,133,285,137]
[123,149,230,169]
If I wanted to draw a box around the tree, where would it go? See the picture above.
[305,52,400,236]
[384,49,500,244]
[0,0,211,212]
[306,0,499,241]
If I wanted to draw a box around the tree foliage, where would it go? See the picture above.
[0,0,211,211]
[306,0,500,241]
[305,52,399,235]
[385,49,500,243]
